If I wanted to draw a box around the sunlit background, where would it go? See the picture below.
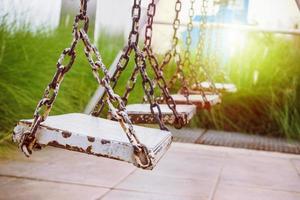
[0,0,299,144]
[0,0,299,54]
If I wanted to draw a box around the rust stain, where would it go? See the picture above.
[48,141,66,149]
[62,131,72,138]
[20,121,62,132]
[87,136,95,142]
[66,144,85,152]
[46,126,61,132]
[101,139,110,144]
[86,145,93,153]
[129,113,184,125]
[47,141,124,162]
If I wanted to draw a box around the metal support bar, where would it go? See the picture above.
[154,20,300,36]
[85,0,160,114]
[84,51,122,114]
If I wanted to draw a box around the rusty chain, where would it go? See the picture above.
[120,0,186,128]
[193,0,218,94]
[122,65,140,105]
[91,0,168,131]
[119,0,187,129]
[142,0,186,128]
[180,0,210,104]
[18,0,88,157]
[91,45,133,116]
[204,1,217,84]
[18,0,153,169]
[210,1,228,83]
[126,0,168,131]
[159,0,190,102]
[183,0,197,85]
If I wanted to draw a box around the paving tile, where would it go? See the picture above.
[177,139,300,161]
[0,159,42,177]
[0,147,135,188]
[0,177,17,187]
[213,183,300,200]
[113,143,225,199]
[169,143,228,158]
[171,128,205,143]
[291,159,300,175]
[221,154,300,193]
[2,141,300,200]
[116,172,215,199]
[101,189,203,200]
[148,147,225,180]
[229,148,300,160]
[0,177,108,200]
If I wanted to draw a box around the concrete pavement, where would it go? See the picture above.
[0,142,300,200]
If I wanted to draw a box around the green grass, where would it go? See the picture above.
[0,22,146,149]
[0,21,299,154]
[191,33,300,140]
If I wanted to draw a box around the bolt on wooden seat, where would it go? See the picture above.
[170,94,221,109]
[13,113,172,170]
[123,104,196,126]
[194,82,237,93]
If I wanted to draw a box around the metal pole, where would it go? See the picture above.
[84,0,160,114]
[153,20,300,36]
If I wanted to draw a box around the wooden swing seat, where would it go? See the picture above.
[170,94,221,109]
[13,113,172,170]
[194,81,237,93]
[124,104,196,126]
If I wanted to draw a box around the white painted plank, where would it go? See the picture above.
[170,94,221,109]
[125,104,196,125]
[198,82,237,93]
[13,113,172,170]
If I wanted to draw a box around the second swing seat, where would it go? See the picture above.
[193,81,237,93]
[123,104,196,126]
[170,94,221,109]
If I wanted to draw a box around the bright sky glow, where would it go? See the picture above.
[0,0,61,31]
[248,0,300,28]
[225,29,247,57]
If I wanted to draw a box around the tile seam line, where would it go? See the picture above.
[290,158,300,176]
[0,174,111,189]
[98,187,205,199]
[0,172,206,198]
[223,181,300,195]
[208,164,224,200]
[195,128,208,144]
[96,168,138,200]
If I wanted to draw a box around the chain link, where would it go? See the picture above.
[80,29,154,167]
[193,0,218,94]
[210,1,227,83]
[183,0,197,85]
[91,0,168,130]
[142,0,186,128]
[178,0,209,104]
[19,0,153,169]
[159,0,190,102]
[18,0,87,156]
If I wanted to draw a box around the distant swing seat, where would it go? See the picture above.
[170,94,221,109]
[122,104,196,126]
[193,81,237,93]
[13,113,172,170]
